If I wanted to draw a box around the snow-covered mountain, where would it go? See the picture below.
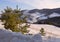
[22,9,60,23]
[21,8,60,27]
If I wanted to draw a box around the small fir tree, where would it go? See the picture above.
[1,6,30,34]
[40,28,45,36]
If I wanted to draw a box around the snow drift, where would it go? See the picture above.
[0,29,42,42]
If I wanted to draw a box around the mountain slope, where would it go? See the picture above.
[22,8,60,27]
[34,17,60,27]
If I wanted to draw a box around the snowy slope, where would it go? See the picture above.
[28,24,60,42]
[0,21,60,38]
[0,21,42,42]
[28,24,60,38]
[0,29,42,42]
[0,21,60,42]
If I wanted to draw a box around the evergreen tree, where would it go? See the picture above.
[40,28,45,36]
[1,6,30,34]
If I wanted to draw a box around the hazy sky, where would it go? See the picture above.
[0,0,60,12]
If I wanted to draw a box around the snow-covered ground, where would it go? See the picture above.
[28,24,60,37]
[0,21,42,42]
[0,21,60,42]
[28,24,60,42]
[0,29,42,42]
[0,20,4,29]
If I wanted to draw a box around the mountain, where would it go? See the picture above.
[21,8,60,27]
[28,8,60,14]
[34,17,60,27]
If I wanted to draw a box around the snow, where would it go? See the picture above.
[0,20,5,29]
[29,12,48,22]
[42,36,60,42]
[0,21,60,42]
[29,24,60,37]
[0,21,42,42]
[0,29,42,42]
[49,13,60,18]
[23,12,48,23]
[28,24,60,42]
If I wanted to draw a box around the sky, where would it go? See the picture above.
[0,0,60,13]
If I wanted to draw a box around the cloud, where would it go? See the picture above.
[5,0,60,9]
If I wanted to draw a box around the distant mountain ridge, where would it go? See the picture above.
[28,8,60,14]
[21,8,60,27]
[22,8,60,14]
